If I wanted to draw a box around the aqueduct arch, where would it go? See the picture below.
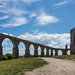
[2,38,13,55]
[58,50,62,56]
[0,33,71,61]
[38,46,41,56]
[30,44,34,55]
[18,42,25,56]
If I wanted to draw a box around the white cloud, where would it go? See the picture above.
[0,0,60,27]
[2,33,13,36]
[31,29,44,34]
[29,13,37,18]
[0,16,9,20]
[18,32,70,49]
[0,17,27,27]
[0,0,40,28]
[0,6,28,16]
[2,33,8,35]
[8,8,28,16]
[22,0,39,4]
[0,10,8,13]
[2,40,8,45]
[3,47,13,55]
[36,12,59,26]
[0,0,29,27]
[53,0,71,7]
[2,38,13,46]
[9,34,13,36]
[0,1,6,8]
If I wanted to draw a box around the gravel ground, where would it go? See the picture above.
[25,58,75,75]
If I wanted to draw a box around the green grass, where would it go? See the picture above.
[0,58,48,75]
[52,55,75,61]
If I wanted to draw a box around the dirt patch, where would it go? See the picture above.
[25,58,75,75]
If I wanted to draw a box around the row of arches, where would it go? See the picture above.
[53,50,70,56]
[2,38,71,57]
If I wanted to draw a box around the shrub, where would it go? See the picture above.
[30,55,35,58]
[3,55,8,60]
[6,53,12,60]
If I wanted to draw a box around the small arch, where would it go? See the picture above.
[53,50,55,56]
[2,38,13,55]
[49,49,51,56]
[58,50,62,56]
[18,42,25,57]
[38,46,41,57]
[30,44,34,56]
[44,48,46,56]
[67,50,71,55]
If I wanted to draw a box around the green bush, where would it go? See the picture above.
[5,53,12,60]
[3,55,8,60]
[30,55,35,58]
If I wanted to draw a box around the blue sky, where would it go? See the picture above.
[0,0,75,35]
[0,0,74,55]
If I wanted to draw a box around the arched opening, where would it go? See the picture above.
[18,42,25,57]
[67,50,71,55]
[44,48,46,57]
[2,38,13,55]
[53,50,55,56]
[38,46,41,57]
[49,49,51,56]
[58,50,62,56]
[30,44,34,56]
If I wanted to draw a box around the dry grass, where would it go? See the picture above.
[52,55,75,61]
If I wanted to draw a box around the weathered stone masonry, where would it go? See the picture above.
[0,32,70,61]
[71,28,75,54]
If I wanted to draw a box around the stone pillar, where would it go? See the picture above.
[41,46,44,57]
[0,45,3,61]
[62,45,67,55]
[55,49,58,56]
[62,50,64,55]
[70,45,71,55]
[46,48,49,57]
[25,43,30,57]
[13,46,19,59]
[51,49,53,56]
[64,45,67,55]
[34,45,38,57]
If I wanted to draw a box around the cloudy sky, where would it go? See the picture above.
[0,0,74,55]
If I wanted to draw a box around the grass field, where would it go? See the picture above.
[52,55,75,61]
[0,58,48,75]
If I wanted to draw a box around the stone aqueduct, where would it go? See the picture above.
[0,28,75,61]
